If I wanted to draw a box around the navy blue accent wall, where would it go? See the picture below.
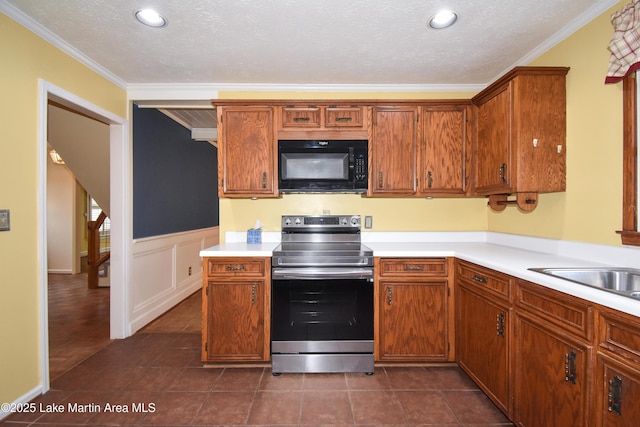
[133,104,218,239]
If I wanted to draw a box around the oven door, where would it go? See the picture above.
[271,269,374,348]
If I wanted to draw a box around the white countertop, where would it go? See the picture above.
[199,241,280,257]
[200,231,640,318]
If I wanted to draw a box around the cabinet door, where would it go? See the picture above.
[378,280,448,361]
[370,106,418,195]
[218,106,276,197]
[595,353,640,427]
[420,105,469,195]
[456,283,510,415]
[204,280,266,361]
[474,84,512,194]
[513,73,567,193]
[595,308,640,426]
[514,313,592,427]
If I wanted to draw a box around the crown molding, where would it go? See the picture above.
[0,0,128,89]
[206,82,485,94]
[127,84,219,101]
[3,0,620,98]
[495,0,620,85]
[126,82,484,100]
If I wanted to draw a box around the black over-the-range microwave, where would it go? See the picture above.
[278,140,368,193]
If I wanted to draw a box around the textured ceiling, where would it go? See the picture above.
[2,0,621,131]
[2,0,620,88]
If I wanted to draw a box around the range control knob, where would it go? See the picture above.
[340,217,349,226]
[294,217,302,225]
[284,217,292,226]
[351,216,360,226]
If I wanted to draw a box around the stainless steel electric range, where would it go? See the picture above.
[270,215,374,375]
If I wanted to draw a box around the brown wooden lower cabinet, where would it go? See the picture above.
[375,257,452,362]
[513,311,593,426]
[201,257,271,362]
[198,255,640,427]
[513,280,594,427]
[595,353,640,426]
[594,308,640,426]
[455,261,511,416]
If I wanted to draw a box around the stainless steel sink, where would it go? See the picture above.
[528,267,640,300]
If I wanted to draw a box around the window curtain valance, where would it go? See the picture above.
[606,0,640,84]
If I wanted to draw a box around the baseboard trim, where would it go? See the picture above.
[0,384,44,420]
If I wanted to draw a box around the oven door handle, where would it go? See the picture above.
[272,267,373,280]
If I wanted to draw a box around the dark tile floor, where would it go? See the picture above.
[1,275,514,426]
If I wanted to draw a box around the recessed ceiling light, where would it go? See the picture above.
[135,8,167,27]
[428,10,458,29]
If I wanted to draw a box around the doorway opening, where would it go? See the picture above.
[38,80,130,392]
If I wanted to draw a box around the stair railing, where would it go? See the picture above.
[87,211,110,289]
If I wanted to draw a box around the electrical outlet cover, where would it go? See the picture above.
[0,209,10,231]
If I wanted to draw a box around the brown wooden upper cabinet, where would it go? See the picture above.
[212,67,568,202]
[369,106,419,196]
[280,106,321,128]
[325,106,364,128]
[472,67,569,198]
[368,102,472,198]
[419,103,472,197]
[278,104,366,132]
[216,105,278,198]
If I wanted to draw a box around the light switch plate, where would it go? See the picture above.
[0,209,9,231]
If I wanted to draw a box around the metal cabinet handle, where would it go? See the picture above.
[262,172,267,189]
[378,172,384,189]
[226,264,246,271]
[565,349,577,384]
[496,311,505,336]
[293,117,310,122]
[608,375,622,416]
[427,171,433,188]
[472,274,488,283]
[386,286,392,305]
[251,285,257,304]
[335,117,353,122]
[404,264,425,271]
[499,163,507,183]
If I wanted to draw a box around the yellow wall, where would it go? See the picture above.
[220,195,488,234]
[487,2,626,245]
[0,14,126,404]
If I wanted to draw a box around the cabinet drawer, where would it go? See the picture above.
[599,308,640,365]
[378,258,447,277]
[325,106,364,128]
[516,279,593,341]
[280,106,321,128]
[206,258,267,277]
[456,260,511,300]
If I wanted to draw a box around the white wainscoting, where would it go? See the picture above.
[130,226,219,333]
